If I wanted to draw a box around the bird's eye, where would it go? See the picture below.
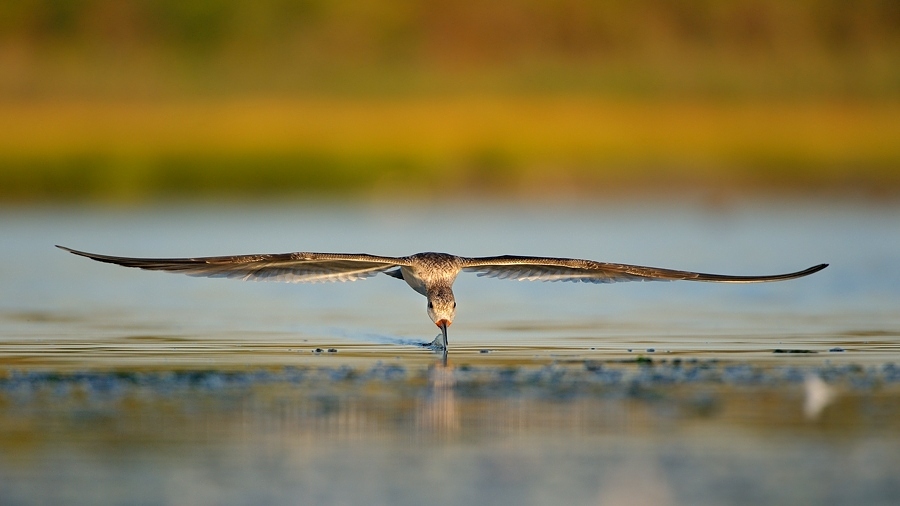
[427,301,433,309]
[453,302,457,308]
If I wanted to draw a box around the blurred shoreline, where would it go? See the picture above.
[2,95,898,203]
[2,1,897,203]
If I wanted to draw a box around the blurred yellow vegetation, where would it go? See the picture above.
[3,97,897,200]
[0,0,898,200]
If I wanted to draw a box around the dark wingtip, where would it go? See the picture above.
[56,245,123,265]
[786,263,828,279]
[56,245,88,257]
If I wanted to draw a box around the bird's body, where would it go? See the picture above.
[57,246,827,349]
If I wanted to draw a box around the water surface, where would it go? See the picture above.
[1,198,899,505]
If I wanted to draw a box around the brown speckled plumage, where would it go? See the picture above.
[57,246,827,350]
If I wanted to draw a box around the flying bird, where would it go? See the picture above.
[57,246,827,349]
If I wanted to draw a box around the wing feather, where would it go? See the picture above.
[57,246,406,284]
[462,255,827,284]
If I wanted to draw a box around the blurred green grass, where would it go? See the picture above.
[1,0,898,200]
[3,0,898,98]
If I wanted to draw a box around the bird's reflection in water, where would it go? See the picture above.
[415,350,460,436]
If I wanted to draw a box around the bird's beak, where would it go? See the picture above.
[436,319,449,348]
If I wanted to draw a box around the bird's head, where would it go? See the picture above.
[426,287,456,338]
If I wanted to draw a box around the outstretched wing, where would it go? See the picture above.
[461,255,827,284]
[57,246,408,283]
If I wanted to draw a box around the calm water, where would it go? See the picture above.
[1,198,899,505]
